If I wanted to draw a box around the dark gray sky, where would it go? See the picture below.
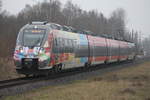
[2,0,150,38]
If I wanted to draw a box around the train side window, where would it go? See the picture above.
[60,38,64,53]
[55,38,58,46]
[75,40,78,50]
[73,40,76,52]
[69,40,71,53]
[66,39,69,52]
[59,38,63,53]
[62,38,65,53]
[57,38,59,46]
[70,40,74,53]
[52,39,55,53]
[70,39,73,52]
[52,38,57,53]
[65,39,69,52]
[57,38,60,53]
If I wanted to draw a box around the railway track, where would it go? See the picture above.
[0,56,149,97]
[0,77,36,90]
[0,63,115,90]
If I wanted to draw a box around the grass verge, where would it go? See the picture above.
[3,61,150,100]
[0,58,21,81]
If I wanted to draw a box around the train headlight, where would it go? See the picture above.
[19,47,23,53]
[39,48,45,54]
[20,49,23,53]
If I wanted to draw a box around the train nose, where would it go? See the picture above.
[22,58,38,68]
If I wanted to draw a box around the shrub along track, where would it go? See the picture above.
[0,56,149,97]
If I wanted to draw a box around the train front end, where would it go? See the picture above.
[13,22,53,76]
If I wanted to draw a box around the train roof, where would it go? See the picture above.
[27,21,135,44]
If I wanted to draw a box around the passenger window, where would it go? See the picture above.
[55,38,58,46]
[62,38,65,53]
[68,39,70,52]
[70,40,73,53]
[63,39,66,52]
[59,38,63,53]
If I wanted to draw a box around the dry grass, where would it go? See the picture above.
[3,61,150,100]
[0,58,21,81]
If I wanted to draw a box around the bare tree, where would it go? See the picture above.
[62,1,81,25]
[0,0,2,13]
[0,0,1,10]
[142,36,150,55]
[108,8,126,39]
[0,0,140,57]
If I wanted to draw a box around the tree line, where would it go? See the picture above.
[0,0,140,57]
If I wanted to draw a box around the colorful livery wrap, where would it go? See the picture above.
[13,22,136,76]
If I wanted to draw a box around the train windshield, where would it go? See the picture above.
[23,29,45,47]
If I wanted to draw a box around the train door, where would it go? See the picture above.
[90,40,94,65]
[105,38,109,63]
[88,36,94,65]
[87,35,91,65]
[119,41,128,61]
[106,39,111,62]
[109,40,120,62]
[51,36,59,65]
[74,34,89,67]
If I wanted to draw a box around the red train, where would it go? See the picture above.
[13,21,136,76]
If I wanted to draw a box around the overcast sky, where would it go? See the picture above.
[2,0,150,38]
